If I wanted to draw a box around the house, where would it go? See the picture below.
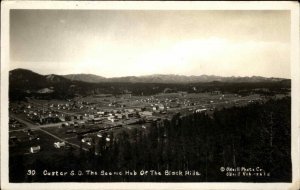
[135,108,142,112]
[211,90,221,95]
[59,116,66,122]
[115,113,124,119]
[66,129,76,134]
[139,111,153,117]
[195,108,207,113]
[81,137,92,143]
[125,109,135,113]
[93,118,102,124]
[78,120,86,126]
[61,122,69,127]
[54,142,66,148]
[125,113,134,119]
[97,111,105,115]
[30,146,41,153]
[158,104,165,110]
[107,116,115,122]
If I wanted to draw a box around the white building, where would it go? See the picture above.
[30,145,41,153]
[54,142,66,148]
[195,108,207,113]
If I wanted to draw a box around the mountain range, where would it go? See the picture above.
[63,72,285,83]
[10,68,288,85]
[9,68,291,101]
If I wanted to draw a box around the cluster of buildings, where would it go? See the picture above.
[30,141,67,154]
[21,104,64,124]
[9,118,23,128]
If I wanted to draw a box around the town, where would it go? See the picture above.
[9,89,284,157]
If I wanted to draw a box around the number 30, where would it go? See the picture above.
[27,170,36,176]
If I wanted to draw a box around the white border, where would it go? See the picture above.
[1,1,299,190]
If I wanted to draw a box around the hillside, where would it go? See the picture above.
[63,74,106,83]
[9,68,291,101]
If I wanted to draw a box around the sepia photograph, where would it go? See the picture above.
[1,1,299,190]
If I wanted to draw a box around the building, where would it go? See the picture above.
[54,142,66,148]
[93,118,102,124]
[97,111,105,115]
[195,108,207,113]
[81,137,92,143]
[115,113,124,119]
[107,116,115,122]
[211,90,221,95]
[125,109,135,113]
[139,111,153,117]
[158,104,165,110]
[30,146,41,153]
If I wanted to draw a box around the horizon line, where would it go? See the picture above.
[10,68,290,79]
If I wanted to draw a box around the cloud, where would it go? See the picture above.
[127,38,290,78]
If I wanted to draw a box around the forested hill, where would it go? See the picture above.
[12,68,287,84]
[9,68,291,101]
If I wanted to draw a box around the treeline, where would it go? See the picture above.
[10,97,291,182]
[10,80,290,101]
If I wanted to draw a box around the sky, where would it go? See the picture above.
[10,10,291,78]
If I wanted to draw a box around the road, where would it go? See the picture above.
[9,114,65,132]
[10,114,88,151]
[39,128,88,151]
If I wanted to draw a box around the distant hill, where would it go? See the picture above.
[61,73,285,83]
[9,68,47,89]
[63,74,106,83]
[9,69,76,100]
[10,69,71,89]
[10,68,289,85]
[9,68,291,101]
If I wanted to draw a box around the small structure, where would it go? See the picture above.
[158,104,165,110]
[139,111,153,117]
[97,111,105,115]
[107,116,115,122]
[29,135,40,141]
[81,137,92,143]
[61,122,69,127]
[115,113,123,119]
[54,142,66,148]
[211,90,221,95]
[195,108,207,113]
[30,146,41,153]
